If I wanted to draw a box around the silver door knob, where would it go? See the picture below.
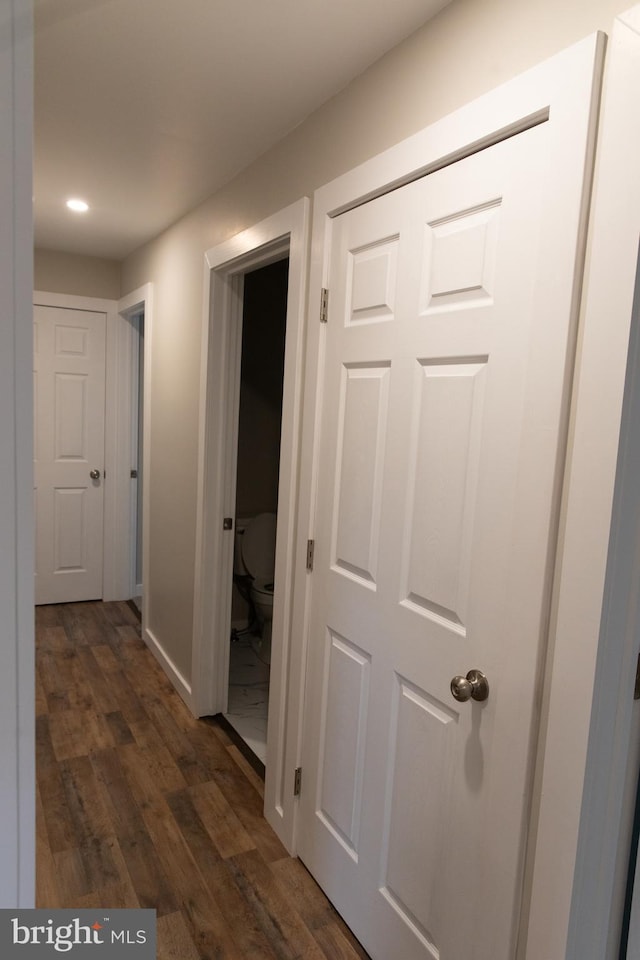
[89,469,101,480]
[450,669,489,702]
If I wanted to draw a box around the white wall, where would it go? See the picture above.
[121,0,632,686]
[0,0,35,907]
[34,249,121,300]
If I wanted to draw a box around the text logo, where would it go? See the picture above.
[0,909,155,957]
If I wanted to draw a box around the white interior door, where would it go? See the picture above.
[298,121,586,960]
[34,304,106,605]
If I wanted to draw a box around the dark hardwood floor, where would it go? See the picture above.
[36,600,370,960]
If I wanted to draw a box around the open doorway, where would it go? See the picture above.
[129,306,145,611]
[117,282,152,620]
[224,259,288,763]
[192,198,309,851]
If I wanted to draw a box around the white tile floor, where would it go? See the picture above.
[224,636,270,763]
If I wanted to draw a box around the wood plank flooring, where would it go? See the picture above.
[36,601,370,960]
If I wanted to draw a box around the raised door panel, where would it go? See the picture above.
[54,487,88,573]
[421,201,501,314]
[401,358,487,633]
[55,374,89,461]
[347,237,399,326]
[317,631,371,857]
[332,364,390,587]
[380,677,458,960]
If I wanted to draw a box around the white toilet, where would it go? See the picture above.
[236,512,276,664]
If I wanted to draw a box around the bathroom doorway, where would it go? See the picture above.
[193,198,310,850]
[224,258,289,764]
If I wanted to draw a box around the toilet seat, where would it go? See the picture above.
[252,577,274,598]
[240,514,276,667]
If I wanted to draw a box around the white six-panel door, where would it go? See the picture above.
[298,120,581,960]
[34,304,106,605]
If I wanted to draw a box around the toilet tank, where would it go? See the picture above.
[241,513,277,580]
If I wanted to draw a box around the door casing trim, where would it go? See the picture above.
[192,197,310,851]
[553,8,640,959]
[118,283,153,618]
[33,288,152,614]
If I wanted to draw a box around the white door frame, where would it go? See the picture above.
[294,33,610,959]
[118,283,153,630]
[34,292,116,600]
[552,9,640,960]
[192,197,310,850]
[1,0,34,907]
[34,289,149,606]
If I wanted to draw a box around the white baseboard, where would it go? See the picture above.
[143,626,193,710]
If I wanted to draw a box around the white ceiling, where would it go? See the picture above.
[34,0,450,260]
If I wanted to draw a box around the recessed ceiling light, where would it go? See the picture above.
[66,198,89,213]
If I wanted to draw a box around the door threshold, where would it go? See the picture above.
[214,713,266,779]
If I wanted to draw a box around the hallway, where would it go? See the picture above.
[35,601,369,959]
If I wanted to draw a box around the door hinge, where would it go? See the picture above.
[320,287,329,323]
[130,469,138,479]
[294,767,302,797]
[223,517,233,531]
[306,539,315,571]
[634,652,640,700]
